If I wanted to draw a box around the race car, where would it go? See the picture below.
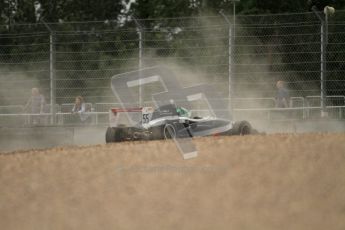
[105,104,255,143]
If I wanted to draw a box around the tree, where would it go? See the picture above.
[42,0,124,22]
[129,0,198,19]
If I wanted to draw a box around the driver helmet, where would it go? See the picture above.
[176,107,190,117]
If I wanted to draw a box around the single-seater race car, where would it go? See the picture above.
[105,104,256,143]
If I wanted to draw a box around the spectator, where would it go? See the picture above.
[275,80,290,108]
[24,87,45,125]
[71,96,90,123]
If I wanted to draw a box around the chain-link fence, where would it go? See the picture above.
[1,11,345,126]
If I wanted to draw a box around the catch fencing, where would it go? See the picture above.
[0,99,344,128]
[1,11,345,126]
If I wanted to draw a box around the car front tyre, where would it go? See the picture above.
[163,123,177,139]
[232,120,252,135]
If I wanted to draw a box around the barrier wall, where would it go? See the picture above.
[1,120,345,153]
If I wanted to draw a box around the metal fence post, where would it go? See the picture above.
[133,17,143,106]
[320,19,328,117]
[219,11,234,120]
[40,20,56,124]
[322,11,329,118]
[312,6,328,118]
[49,31,56,124]
[34,2,56,124]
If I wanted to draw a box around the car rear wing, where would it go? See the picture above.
[109,107,154,127]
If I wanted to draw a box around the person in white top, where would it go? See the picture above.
[72,96,90,123]
[24,87,46,125]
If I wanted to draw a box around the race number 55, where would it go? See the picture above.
[142,113,149,123]
[142,107,153,124]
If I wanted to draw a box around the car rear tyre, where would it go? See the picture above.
[106,127,128,143]
[106,127,116,143]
